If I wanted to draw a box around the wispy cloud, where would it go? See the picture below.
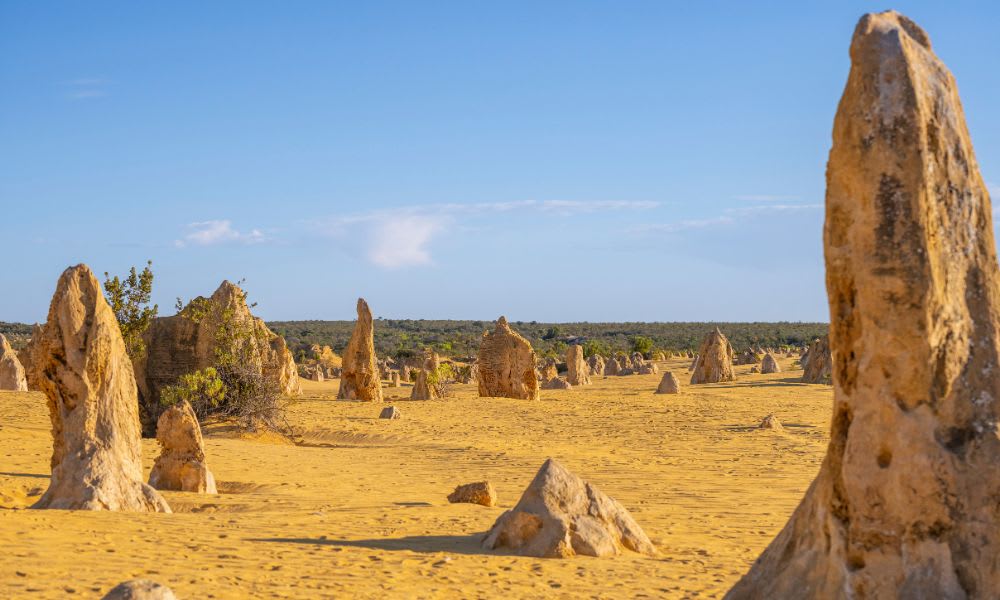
[988,182,999,197]
[726,203,823,216]
[629,202,821,235]
[314,199,656,269]
[733,194,801,202]
[628,216,735,234]
[63,77,110,100]
[175,220,266,248]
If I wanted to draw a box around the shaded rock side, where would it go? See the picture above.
[0,333,28,391]
[587,354,606,377]
[477,317,539,400]
[27,265,170,512]
[148,400,217,494]
[483,458,656,558]
[801,335,832,384]
[760,352,781,374]
[728,11,1000,599]
[337,298,383,403]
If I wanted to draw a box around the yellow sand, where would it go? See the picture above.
[0,356,831,599]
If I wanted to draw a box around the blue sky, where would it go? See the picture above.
[2,2,998,323]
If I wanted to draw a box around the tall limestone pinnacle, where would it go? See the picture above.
[727,11,1000,598]
[27,265,171,512]
[337,298,383,402]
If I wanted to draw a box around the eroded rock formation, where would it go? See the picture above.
[541,377,572,390]
[0,333,28,391]
[448,481,497,507]
[101,579,178,600]
[587,354,606,377]
[656,372,681,394]
[477,317,539,400]
[148,400,217,494]
[133,280,300,433]
[27,265,170,512]
[728,12,1000,598]
[410,368,438,400]
[482,458,656,558]
[565,345,590,386]
[801,335,832,384]
[689,328,735,384]
[760,352,780,374]
[337,298,383,403]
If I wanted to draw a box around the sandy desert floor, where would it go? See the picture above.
[1,356,832,599]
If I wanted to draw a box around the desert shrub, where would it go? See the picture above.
[171,285,290,433]
[582,339,611,359]
[103,261,158,361]
[160,367,226,418]
[629,335,654,356]
[426,363,454,397]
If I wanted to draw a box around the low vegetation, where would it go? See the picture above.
[269,320,829,362]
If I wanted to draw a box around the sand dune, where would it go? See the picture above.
[0,356,830,598]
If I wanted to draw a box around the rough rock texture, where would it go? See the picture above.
[477,317,539,400]
[605,357,621,376]
[689,328,735,384]
[541,377,572,390]
[0,333,28,391]
[133,280,300,434]
[379,406,401,420]
[801,335,833,384]
[148,400,217,494]
[337,298,383,403]
[728,12,1000,599]
[390,371,401,387]
[656,372,681,394]
[760,352,781,374]
[309,368,324,382]
[101,579,177,600]
[410,369,438,400]
[749,365,760,374]
[637,363,658,375]
[537,357,558,382]
[758,414,783,431]
[587,354,606,377]
[448,481,497,507]
[457,363,478,384]
[565,345,590,386]
[482,458,656,558]
[17,325,42,387]
[423,348,440,372]
[310,344,342,367]
[27,265,170,512]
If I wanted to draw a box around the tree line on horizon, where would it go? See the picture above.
[268,319,830,362]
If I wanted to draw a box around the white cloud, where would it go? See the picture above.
[175,220,265,248]
[313,199,656,269]
[368,215,447,268]
[988,182,999,197]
